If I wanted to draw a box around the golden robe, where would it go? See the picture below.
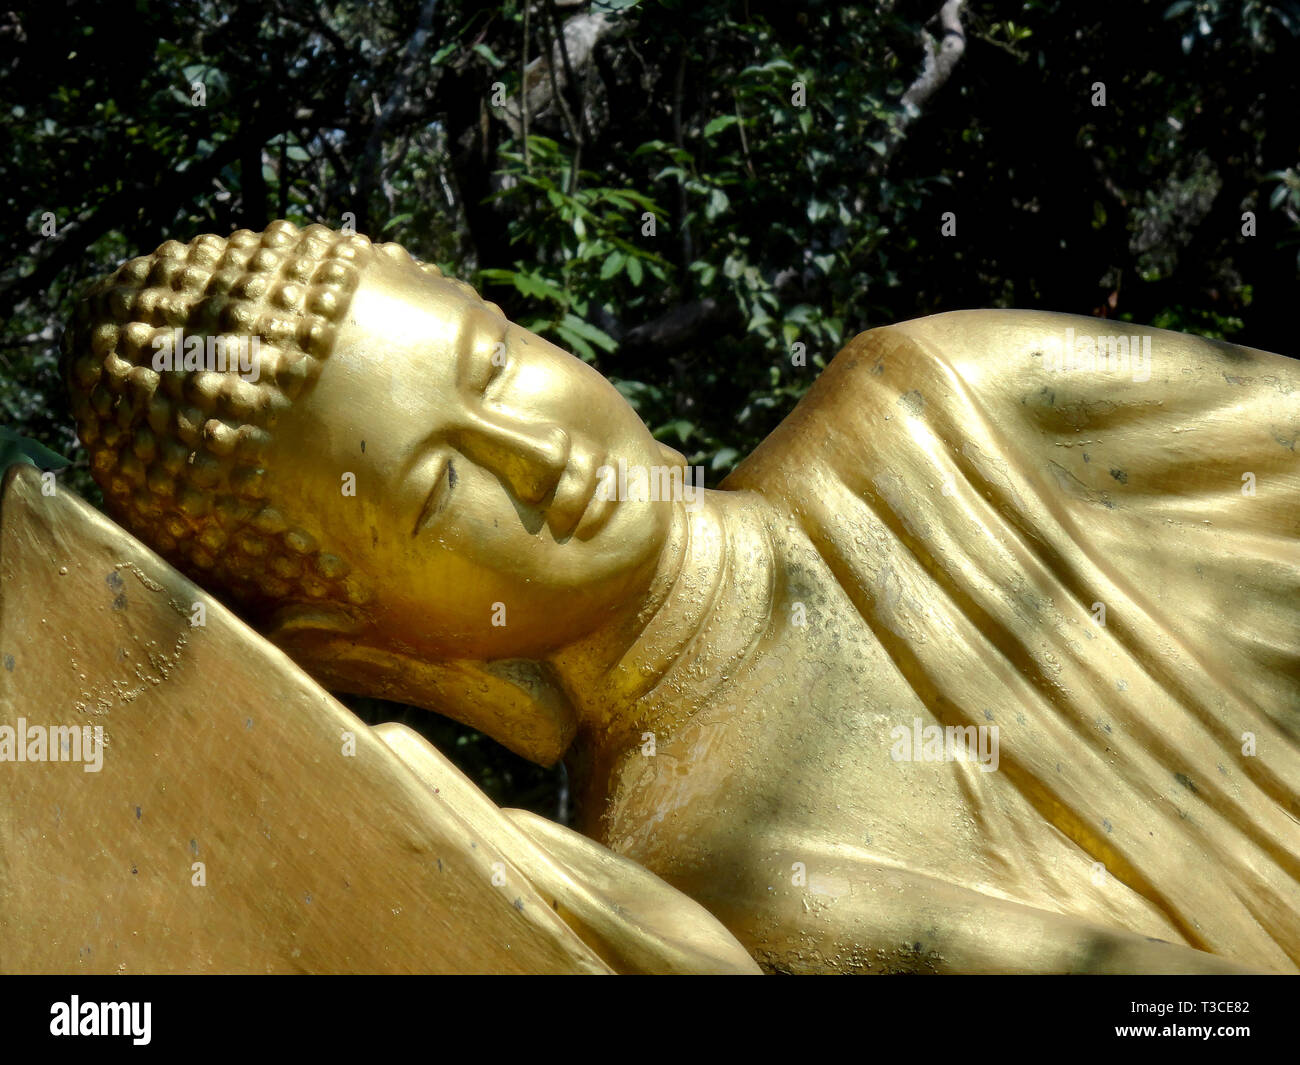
[709,309,1300,970]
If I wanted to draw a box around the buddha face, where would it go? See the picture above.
[263,251,683,659]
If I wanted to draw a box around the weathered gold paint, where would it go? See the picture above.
[0,465,758,974]
[60,223,1300,973]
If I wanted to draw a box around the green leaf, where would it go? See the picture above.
[611,378,663,408]
[633,139,673,157]
[552,324,596,360]
[703,115,739,138]
[472,43,506,69]
[599,250,625,279]
[656,419,694,445]
[507,270,566,305]
[705,187,730,221]
[0,427,70,473]
[711,446,740,471]
[626,257,644,286]
[559,313,618,353]
[691,261,717,287]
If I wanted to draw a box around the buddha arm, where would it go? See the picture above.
[706,851,1260,975]
[374,721,760,974]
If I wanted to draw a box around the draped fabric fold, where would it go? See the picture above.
[724,309,1300,970]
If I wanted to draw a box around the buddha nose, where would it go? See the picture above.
[458,411,570,505]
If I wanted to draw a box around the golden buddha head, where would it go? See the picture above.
[65,221,687,761]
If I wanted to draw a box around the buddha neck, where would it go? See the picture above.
[549,488,777,759]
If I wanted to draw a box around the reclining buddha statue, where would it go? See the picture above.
[59,220,1300,973]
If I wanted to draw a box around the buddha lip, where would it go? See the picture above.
[572,479,616,539]
[547,453,605,539]
[570,455,620,540]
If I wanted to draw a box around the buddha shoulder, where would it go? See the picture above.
[848,308,1298,394]
[724,307,1298,497]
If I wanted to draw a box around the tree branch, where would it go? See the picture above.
[355,0,441,231]
[900,0,967,118]
[0,110,297,310]
[878,0,967,170]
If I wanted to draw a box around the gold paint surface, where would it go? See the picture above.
[0,464,756,973]
[59,224,1300,973]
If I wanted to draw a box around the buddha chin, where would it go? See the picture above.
[67,222,1300,976]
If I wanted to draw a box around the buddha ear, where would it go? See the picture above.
[264,606,578,767]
